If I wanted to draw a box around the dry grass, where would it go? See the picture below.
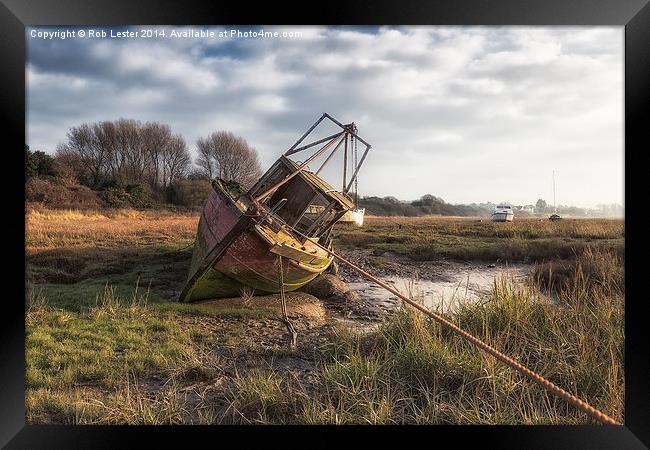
[26,207,199,249]
[26,207,198,310]
[26,375,219,425]
[335,216,624,262]
[361,215,624,239]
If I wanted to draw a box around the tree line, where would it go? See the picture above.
[57,120,190,189]
[359,194,619,218]
[359,194,494,217]
[26,119,263,209]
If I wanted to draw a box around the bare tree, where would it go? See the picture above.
[94,121,118,180]
[141,122,172,187]
[196,136,216,180]
[113,119,146,183]
[56,119,191,191]
[160,134,191,188]
[57,123,111,187]
[195,131,263,189]
[52,147,85,184]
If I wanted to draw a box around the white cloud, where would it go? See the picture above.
[26,25,623,207]
[248,94,288,114]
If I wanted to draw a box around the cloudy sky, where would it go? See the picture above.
[26,26,623,207]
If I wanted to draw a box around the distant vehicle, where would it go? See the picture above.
[549,214,562,221]
[491,204,514,222]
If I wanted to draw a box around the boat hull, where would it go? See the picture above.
[339,208,365,226]
[181,187,332,302]
[490,212,514,222]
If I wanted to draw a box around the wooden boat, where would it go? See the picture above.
[180,113,371,302]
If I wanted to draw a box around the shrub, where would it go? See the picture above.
[358,196,490,217]
[168,179,212,210]
[26,178,104,210]
[26,147,56,179]
[51,157,81,186]
[100,179,154,208]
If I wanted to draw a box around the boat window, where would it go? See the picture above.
[295,192,330,234]
[268,176,318,227]
[247,160,291,199]
[249,156,351,238]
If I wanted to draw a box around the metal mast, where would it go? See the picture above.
[553,170,556,213]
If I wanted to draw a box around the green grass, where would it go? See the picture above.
[26,248,624,425]
[26,285,191,391]
[26,244,193,312]
[25,283,249,424]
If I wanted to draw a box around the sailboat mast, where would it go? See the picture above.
[553,170,556,213]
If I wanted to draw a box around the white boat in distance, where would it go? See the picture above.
[491,204,514,222]
[340,208,365,226]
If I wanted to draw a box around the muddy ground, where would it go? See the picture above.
[135,248,532,423]
[336,248,531,313]
[190,247,533,361]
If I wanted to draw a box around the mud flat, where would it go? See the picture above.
[336,248,532,314]
[197,292,327,324]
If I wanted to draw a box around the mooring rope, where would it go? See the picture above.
[277,255,297,348]
[287,226,620,425]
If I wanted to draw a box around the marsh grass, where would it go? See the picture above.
[26,249,623,424]
[335,216,624,262]
[225,248,624,424]
[532,247,624,296]
[25,277,261,424]
[25,208,624,424]
[27,374,196,425]
[26,207,198,249]
[26,283,192,393]
[85,373,191,424]
[89,280,152,320]
[224,369,301,424]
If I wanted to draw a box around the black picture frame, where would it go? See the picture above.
[2,0,648,447]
